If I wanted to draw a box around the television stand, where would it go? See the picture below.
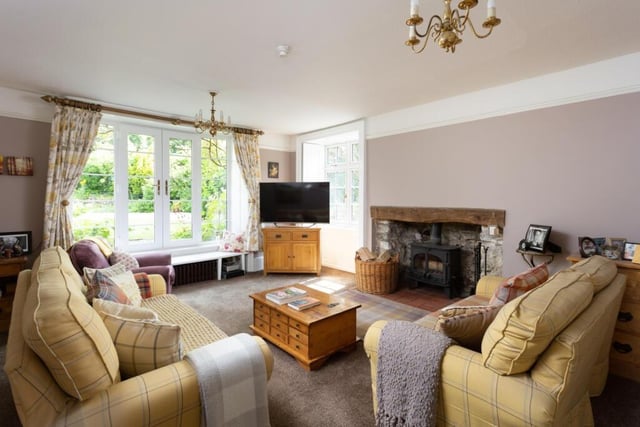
[262,226,321,275]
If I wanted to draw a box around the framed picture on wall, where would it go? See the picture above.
[268,161,279,178]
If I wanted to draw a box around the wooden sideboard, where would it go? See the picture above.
[567,254,640,382]
[262,227,321,275]
[0,256,28,332]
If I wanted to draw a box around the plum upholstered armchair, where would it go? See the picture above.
[67,239,175,292]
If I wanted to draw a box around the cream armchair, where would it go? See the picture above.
[364,257,625,426]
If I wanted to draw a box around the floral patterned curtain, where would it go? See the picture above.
[42,104,102,249]
[233,132,262,252]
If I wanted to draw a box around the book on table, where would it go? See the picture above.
[287,296,321,311]
[265,287,307,304]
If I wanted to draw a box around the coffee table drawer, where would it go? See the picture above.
[271,328,288,345]
[289,337,309,355]
[269,317,289,334]
[254,309,269,323]
[254,319,269,334]
[255,301,270,315]
[289,326,309,345]
[289,319,309,334]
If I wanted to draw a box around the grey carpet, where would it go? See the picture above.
[1,270,639,426]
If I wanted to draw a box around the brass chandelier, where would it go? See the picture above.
[406,0,501,54]
[194,91,232,137]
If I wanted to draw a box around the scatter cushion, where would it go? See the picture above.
[435,305,502,351]
[83,262,127,286]
[109,251,140,270]
[92,298,158,321]
[101,313,182,378]
[108,270,143,307]
[489,263,549,305]
[86,270,132,305]
[482,270,594,375]
[22,247,120,400]
[133,272,153,299]
[222,231,245,252]
[569,255,617,293]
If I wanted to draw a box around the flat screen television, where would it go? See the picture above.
[259,182,330,224]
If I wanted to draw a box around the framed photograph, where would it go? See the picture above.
[592,237,606,255]
[267,161,279,178]
[603,237,626,260]
[622,242,638,261]
[0,231,32,257]
[525,224,552,252]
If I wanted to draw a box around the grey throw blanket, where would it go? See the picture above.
[185,333,270,427]
[376,321,453,427]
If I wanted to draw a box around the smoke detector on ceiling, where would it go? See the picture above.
[277,45,290,57]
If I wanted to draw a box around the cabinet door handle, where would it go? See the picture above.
[613,341,633,354]
[618,311,634,322]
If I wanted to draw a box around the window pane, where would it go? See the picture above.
[72,124,115,245]
[168,138,192,240]
[326,145,346,166]
[128,133,156,244]
[201,138,227,241]
[351,142,360,163]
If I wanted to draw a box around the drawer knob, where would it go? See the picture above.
[613,341,633,354]
[295,334,300,339]
[275,234,282,238]
[301,234,308,238]
[618,311,634,322]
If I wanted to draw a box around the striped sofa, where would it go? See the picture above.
[364,256,625,426]
[4,247,273,426]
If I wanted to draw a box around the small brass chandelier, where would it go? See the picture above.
[406,0,501,54]
[194,91,232,137]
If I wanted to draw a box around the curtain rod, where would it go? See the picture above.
[41,95,264,136]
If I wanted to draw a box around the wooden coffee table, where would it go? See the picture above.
[249,284,361,371]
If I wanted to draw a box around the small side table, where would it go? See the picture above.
[516,249,554,268]
[0,256,28,332]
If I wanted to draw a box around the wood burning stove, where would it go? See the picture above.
[406,224,461,298]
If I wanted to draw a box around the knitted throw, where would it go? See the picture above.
[376,321,454,427]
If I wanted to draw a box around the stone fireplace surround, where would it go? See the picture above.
[371,207,505,297]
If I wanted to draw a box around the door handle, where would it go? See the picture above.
[165,180,168,196]
[156,179,161,195]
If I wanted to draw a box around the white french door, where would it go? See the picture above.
[117,126,202,251]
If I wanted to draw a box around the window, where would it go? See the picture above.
[73,120,235,251]
[296,121,365,229]
[73,124,116,243]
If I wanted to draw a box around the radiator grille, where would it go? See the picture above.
[174,260,216,285]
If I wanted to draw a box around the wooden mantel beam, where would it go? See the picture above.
[370,206,506,228]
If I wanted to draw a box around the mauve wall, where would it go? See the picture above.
[260,149,294,181]
[0,116,50,265]
[367,92,640,276]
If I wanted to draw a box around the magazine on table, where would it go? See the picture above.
[287,296,321,311]
[265,287,307,304]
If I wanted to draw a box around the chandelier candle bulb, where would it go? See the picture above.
[410,0,420,16]
[487,0,496,18]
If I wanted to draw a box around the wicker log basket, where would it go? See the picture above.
[354,251,399,295]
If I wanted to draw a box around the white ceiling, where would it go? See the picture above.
[1,0,640,135]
